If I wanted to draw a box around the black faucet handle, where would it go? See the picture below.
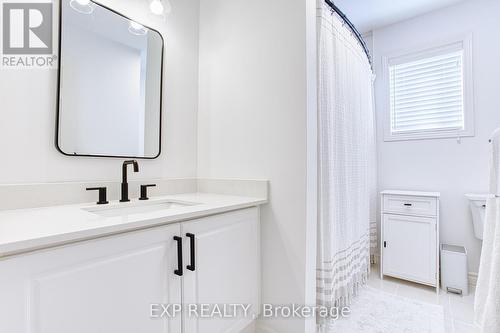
[139,184,156,201]
[86,187,109,205]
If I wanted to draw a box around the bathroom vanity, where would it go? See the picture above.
[0,193,265,333]
[380,190,440,292]
[0,1,266,332]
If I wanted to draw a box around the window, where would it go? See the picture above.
[383,37,473,141]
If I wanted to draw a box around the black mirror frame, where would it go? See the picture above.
[55,0,164,159]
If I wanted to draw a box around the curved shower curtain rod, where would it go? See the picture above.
[324,0,372,67]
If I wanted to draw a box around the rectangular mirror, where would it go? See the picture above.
[56,0,163,159]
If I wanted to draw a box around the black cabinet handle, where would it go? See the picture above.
[403,203,413,207]
[384,241,387,248]
[174,236,183,276]
[86,187,109,205]
[186,233,195,271]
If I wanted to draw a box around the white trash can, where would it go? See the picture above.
[441,244,468,296]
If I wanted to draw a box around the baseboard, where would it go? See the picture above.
[240,320,257,333]
[468,272,478,287]
[255,322,280,333]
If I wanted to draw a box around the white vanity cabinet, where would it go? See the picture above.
[0,207,260,333]
[182,208,260,333]
[380,191,440,291]
[0,223,183,333]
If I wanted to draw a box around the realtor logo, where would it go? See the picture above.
[3,2,52,54]
[1,1,56,68]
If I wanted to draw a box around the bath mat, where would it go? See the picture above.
[323,286,445,333]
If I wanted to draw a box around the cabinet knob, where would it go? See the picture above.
[403,203,413,207]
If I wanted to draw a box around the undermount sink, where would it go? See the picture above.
[83,200,198,218]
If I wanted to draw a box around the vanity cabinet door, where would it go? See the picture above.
[0,224,182,333]
[382,214,437,285]
[181,208,260,333]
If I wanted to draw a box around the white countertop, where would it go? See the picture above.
[0,193,267,258]
[381,190,441,197]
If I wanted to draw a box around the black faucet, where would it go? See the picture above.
[120,160,139,202]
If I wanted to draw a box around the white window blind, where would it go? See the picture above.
[389,50,465,135]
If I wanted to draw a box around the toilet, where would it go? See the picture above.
[465,193,492,240]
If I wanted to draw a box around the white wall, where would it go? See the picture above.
[372,0,500,273]
[362,32,374,60]
[0,0,199,184]
[197,0,317,332]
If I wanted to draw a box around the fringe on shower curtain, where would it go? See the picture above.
[369,76,378,265]
[316,0,376,328]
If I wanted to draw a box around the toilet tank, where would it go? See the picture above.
[465,193,491,240]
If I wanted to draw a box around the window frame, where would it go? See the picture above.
[382,34,474,142]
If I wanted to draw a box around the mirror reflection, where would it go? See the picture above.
[57,0,163,158]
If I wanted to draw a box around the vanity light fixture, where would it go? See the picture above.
[163,0,172,14]
[149,0,171,15]
[128,20,147,35]
[149,0,163,15]
[69,0,95,14]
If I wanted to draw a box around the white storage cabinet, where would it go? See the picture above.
[380,190,440,292]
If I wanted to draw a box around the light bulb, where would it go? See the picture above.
[130,21,144,30]
[163,0,172,14]
[70,0,94,14]
[149,0,164,15]
[129,21,147,35]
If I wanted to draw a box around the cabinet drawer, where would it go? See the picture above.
[383,195,437,217]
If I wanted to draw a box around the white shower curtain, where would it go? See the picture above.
[475,128,500,333]
[316,0,376,326]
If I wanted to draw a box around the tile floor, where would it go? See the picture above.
[368,265,479,333]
